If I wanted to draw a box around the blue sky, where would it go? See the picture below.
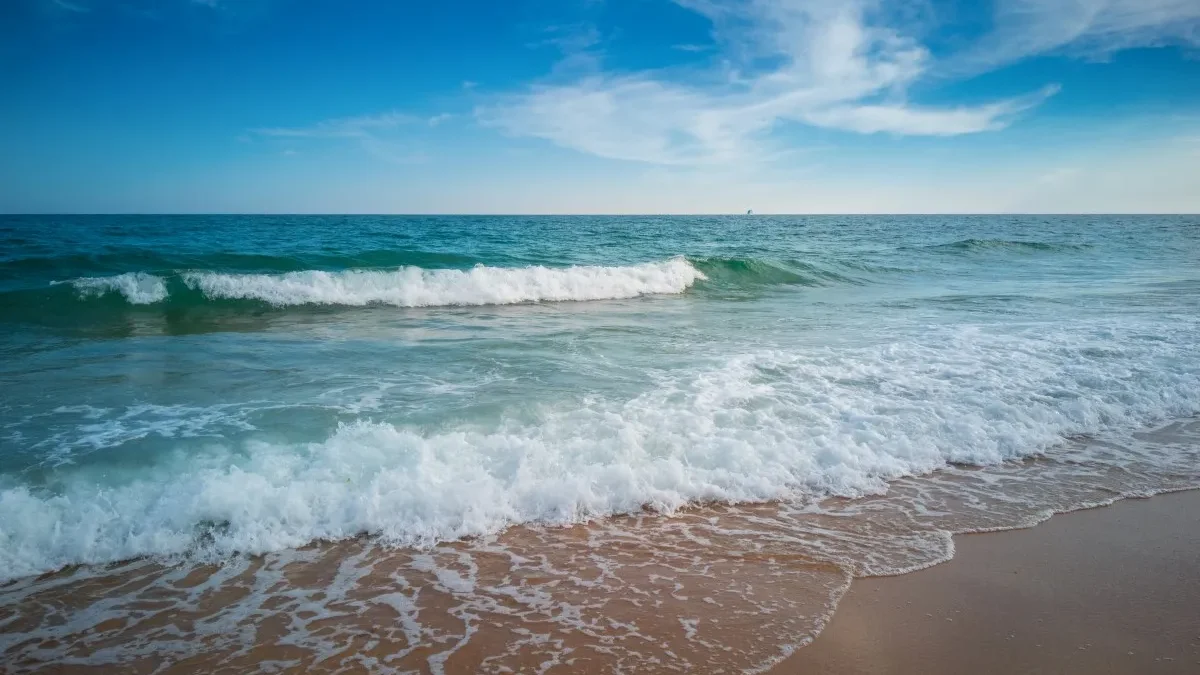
[2,0,1199,213]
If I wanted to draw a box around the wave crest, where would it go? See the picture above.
[66,272,169,305]
[691,256,861,287]
[182,258,703,307]
[56,259,705,309]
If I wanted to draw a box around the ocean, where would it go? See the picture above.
[1,214,1199,673]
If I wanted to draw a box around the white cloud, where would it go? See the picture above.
[479,0,1055,165]
[250,111,444,165]
[952,0,1200,74]
[803,83,1061,134]
[253,111,422,139]
[478,0,1198,167]
[532,23,602,54]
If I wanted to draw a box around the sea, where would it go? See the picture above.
[1,214,1198,673]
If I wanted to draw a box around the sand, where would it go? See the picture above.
[776,488,1200,674]
[4,474,1198,673]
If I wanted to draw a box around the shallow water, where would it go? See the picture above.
[1,214,1199,672]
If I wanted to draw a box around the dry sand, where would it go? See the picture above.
[776,489,1200,674]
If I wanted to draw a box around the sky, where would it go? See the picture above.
[2,0,1199,214]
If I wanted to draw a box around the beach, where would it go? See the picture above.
[7,0,1200,669]
[780,488,1200,675]
[2,214,1199,673]
[3,459,1199,673]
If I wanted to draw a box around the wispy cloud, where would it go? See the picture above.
[250,110,447,164]
[253,111,427,139]
[39,0,287,27]
[529,22,605,75]
[531,23,602,54]
[480,0,1051,165]
[803,85,1060,135]
[50,0,90,12]
[951,0,1200,74]
[478,0,1196,167]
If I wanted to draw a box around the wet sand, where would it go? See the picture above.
[4,423,1199,674]
[777,488,1200,674]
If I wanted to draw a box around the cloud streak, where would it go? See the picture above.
[253,111,424,139]
[250,110,447,165]
[480,0,1052,165]
[953,0,1200,74]
[478,0,1196,166]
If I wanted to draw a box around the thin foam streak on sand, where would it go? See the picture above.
[1,420,1198,674]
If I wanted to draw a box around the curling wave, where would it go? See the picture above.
[53,258,705,308]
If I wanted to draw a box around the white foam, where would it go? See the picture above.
[55,259,704,308]
[181,258,704,307]
[1,321,1197,581]
[29,403,258,467]
[65,272,168,304]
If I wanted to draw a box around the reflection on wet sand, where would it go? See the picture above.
[2,420,1198,674]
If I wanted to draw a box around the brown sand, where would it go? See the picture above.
[4,432,1198,674]
[777,489,1200,675]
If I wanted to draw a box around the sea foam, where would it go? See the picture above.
[59,259,705,308]
[2,320,1197,581]
[66,272,169,304]
[182,258,702,306]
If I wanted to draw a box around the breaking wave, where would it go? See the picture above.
[38,258,705,309]
[178,258,703,307]
[2,319,1198,580]
[2,256,884,320]
[69,271,169,304]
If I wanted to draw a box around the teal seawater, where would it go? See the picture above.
[1,214,1198,580]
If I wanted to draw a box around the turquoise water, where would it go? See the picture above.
[2,214,1199,580]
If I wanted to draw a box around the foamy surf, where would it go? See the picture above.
[3,427,1197,675]
[4,214,1200,674]
[63,271,169,304]
[3,319,1198,582]
[56,258,705,308]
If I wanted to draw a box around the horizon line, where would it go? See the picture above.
[4,212,1198,217]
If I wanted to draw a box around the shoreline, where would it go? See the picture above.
[3,459,1198,673]
[776,488,1200,674]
